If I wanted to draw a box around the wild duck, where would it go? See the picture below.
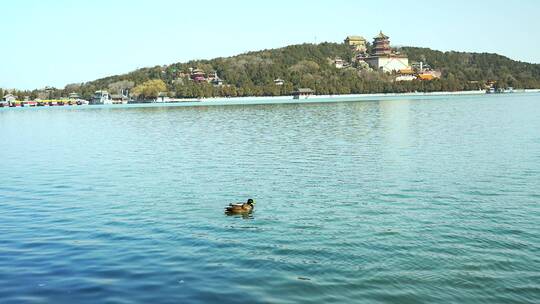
[225,199,255,214]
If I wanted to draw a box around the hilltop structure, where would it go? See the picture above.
[188,68,225,86]
[362,31,409,73]
[345,31,441,81]
[8,37,530,103]
[371,32,391,56]
[344,36,367,53]
[190,68,206,83]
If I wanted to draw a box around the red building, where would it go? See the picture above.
[190,69,206,83]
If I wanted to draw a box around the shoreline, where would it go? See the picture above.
[149,89,540,104]
[191,90,488,103]
[153,89,540,103]
[2,89,540,109]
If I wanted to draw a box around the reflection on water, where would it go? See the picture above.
[225,211,254,219]
[1,93,540,304]
[226,213,255,221]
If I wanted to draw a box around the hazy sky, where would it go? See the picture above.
[2,0,539,89]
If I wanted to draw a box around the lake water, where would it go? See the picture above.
[1,93,539,303]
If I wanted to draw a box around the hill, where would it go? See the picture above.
[403,47,540,89]
[5,42,540,100]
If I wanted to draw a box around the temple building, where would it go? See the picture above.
[334,57,346,69]
[190,68,206,83]
[344,35,367,53]
[371,32,391,56]
[363,31,409,73]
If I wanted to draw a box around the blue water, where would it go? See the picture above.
[1,93,539,303]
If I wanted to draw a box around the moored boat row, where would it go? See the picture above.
[1,99,89,108]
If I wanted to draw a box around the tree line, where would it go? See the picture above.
[3,42,540,100]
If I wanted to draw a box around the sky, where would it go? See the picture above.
[1,0,539,89]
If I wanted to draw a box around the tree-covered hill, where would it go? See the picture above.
[402,47,540,89]
[5,42,540,100]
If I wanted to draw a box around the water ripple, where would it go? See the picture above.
[1,94,540,303]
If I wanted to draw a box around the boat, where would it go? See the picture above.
[503,87,514,93]
[486,87,514,94]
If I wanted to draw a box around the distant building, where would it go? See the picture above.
[362,31,410,73]
[3,93,17,103]
[212,78,224,87]
[334,57,345,69]
[292,88,315,99]
[395,75,417,82]
[274,78,285,86]
[394,67,415,81]
[399,67,414,75]
[416,74,434,81]
[416,71,441,81]
[91,90,113,105]
[155,92,171,103]
[68,92,80,99]
[344,35,367,53]
[371,31,391,56]
[411,61,441,80]
[208,71,224,86]
[111,94,129,104]
[395,62,441,82]
[207,71,218,81]
[364,56,409,73]
[356,53,367,61]
[190,69,206,82]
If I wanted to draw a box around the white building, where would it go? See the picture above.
[91,90,113,105]
[3,93,17,103]
[364,56,409,73]
[274,78,285,86]
[155,92,173,103]
[362,31,411,73]
[334,58,345,69]
[395,74,417,82]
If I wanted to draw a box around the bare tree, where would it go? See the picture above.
[108,80,135,95]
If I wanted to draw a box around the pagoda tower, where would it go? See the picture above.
[371,31,391,56]
[364,31,410,73]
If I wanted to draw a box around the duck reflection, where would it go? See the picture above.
[225,212,254,220]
